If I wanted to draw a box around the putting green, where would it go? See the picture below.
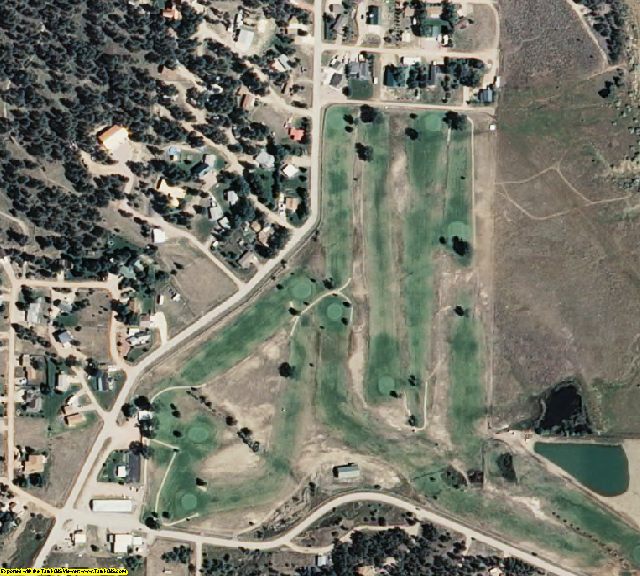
[291,278,313,301]
[447,221,471,242]
[633,544,640,567]
[423,112,444,132]
[187,425,210,443]
[326,302,344,322]
[378,375,396,395]
[180,492,198,512]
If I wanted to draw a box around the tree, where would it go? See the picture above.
[355,142,373,161]
[442,111,467,130]
[359,104,378,123]
[278,362,294,378]
[404,127,419,140]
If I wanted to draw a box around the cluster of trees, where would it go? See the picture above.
[575,0,625,62]
[496,452,517,483]
[444,58,485,88]
[202,525,542,575]
[161,545,192,564]
[442,111,466,131]
[0,0,199,277]
[0,0,298,278]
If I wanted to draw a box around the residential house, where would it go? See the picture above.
[152,228,167,244]
[226,190,239,206]
[287,126,306,142]
[208,201,224,222]
[110,533,144,554]
[256,149,276,170]
[240,93,255,110]
[366,5,380,25]
[281,164,300,179]
[128,452,142,484]
[97,125,129,153]
[55,330,73,349]
[64,412,86,428]
[236,28,255,51]
[239,251,259,269]
[23,391,42,415]
[26,297,45,325]
[285,16,309,35]
[94,370,109,393]
[285,196,301,212]
[191,153,217,179]
[23,453,47,475]
[329,73,343,88]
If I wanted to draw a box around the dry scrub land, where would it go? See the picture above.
[493,0,640,435]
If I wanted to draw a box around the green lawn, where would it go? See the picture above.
[359,115,404,402]
[443,125,472,238]
[150,271,322,394]
[99,449,130,483]
[8,515,54,567]
[153,391,219,520]
[447,309,485,466]
[322,107,356,285]
[402,113,449,421]
[348,79,373,100]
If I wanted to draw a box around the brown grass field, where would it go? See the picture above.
[155,239,237,336]
[492,0,640,433]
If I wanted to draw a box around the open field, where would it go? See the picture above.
[492,0,640,431]
[155,239,238,336]
[453,4,498,52]
[29,412,101,506]
[1,514,54,567]
[66,289,112,363]
[145,539,193,576]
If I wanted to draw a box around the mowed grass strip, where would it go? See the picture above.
[443,123,472,239]
[447,309,485,466]
[156,272,320,389]
[323,106,356,285]
[403,112,448,418]
[359,115,404,401]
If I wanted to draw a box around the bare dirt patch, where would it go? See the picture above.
[30,415,102,506]
[454,4,498,52]
[145,538,193,576]
[155,239,237,336]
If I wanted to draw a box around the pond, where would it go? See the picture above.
[535,382,592,436]
[534,442,629,497]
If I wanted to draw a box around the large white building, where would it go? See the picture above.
[90,499,134,513]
